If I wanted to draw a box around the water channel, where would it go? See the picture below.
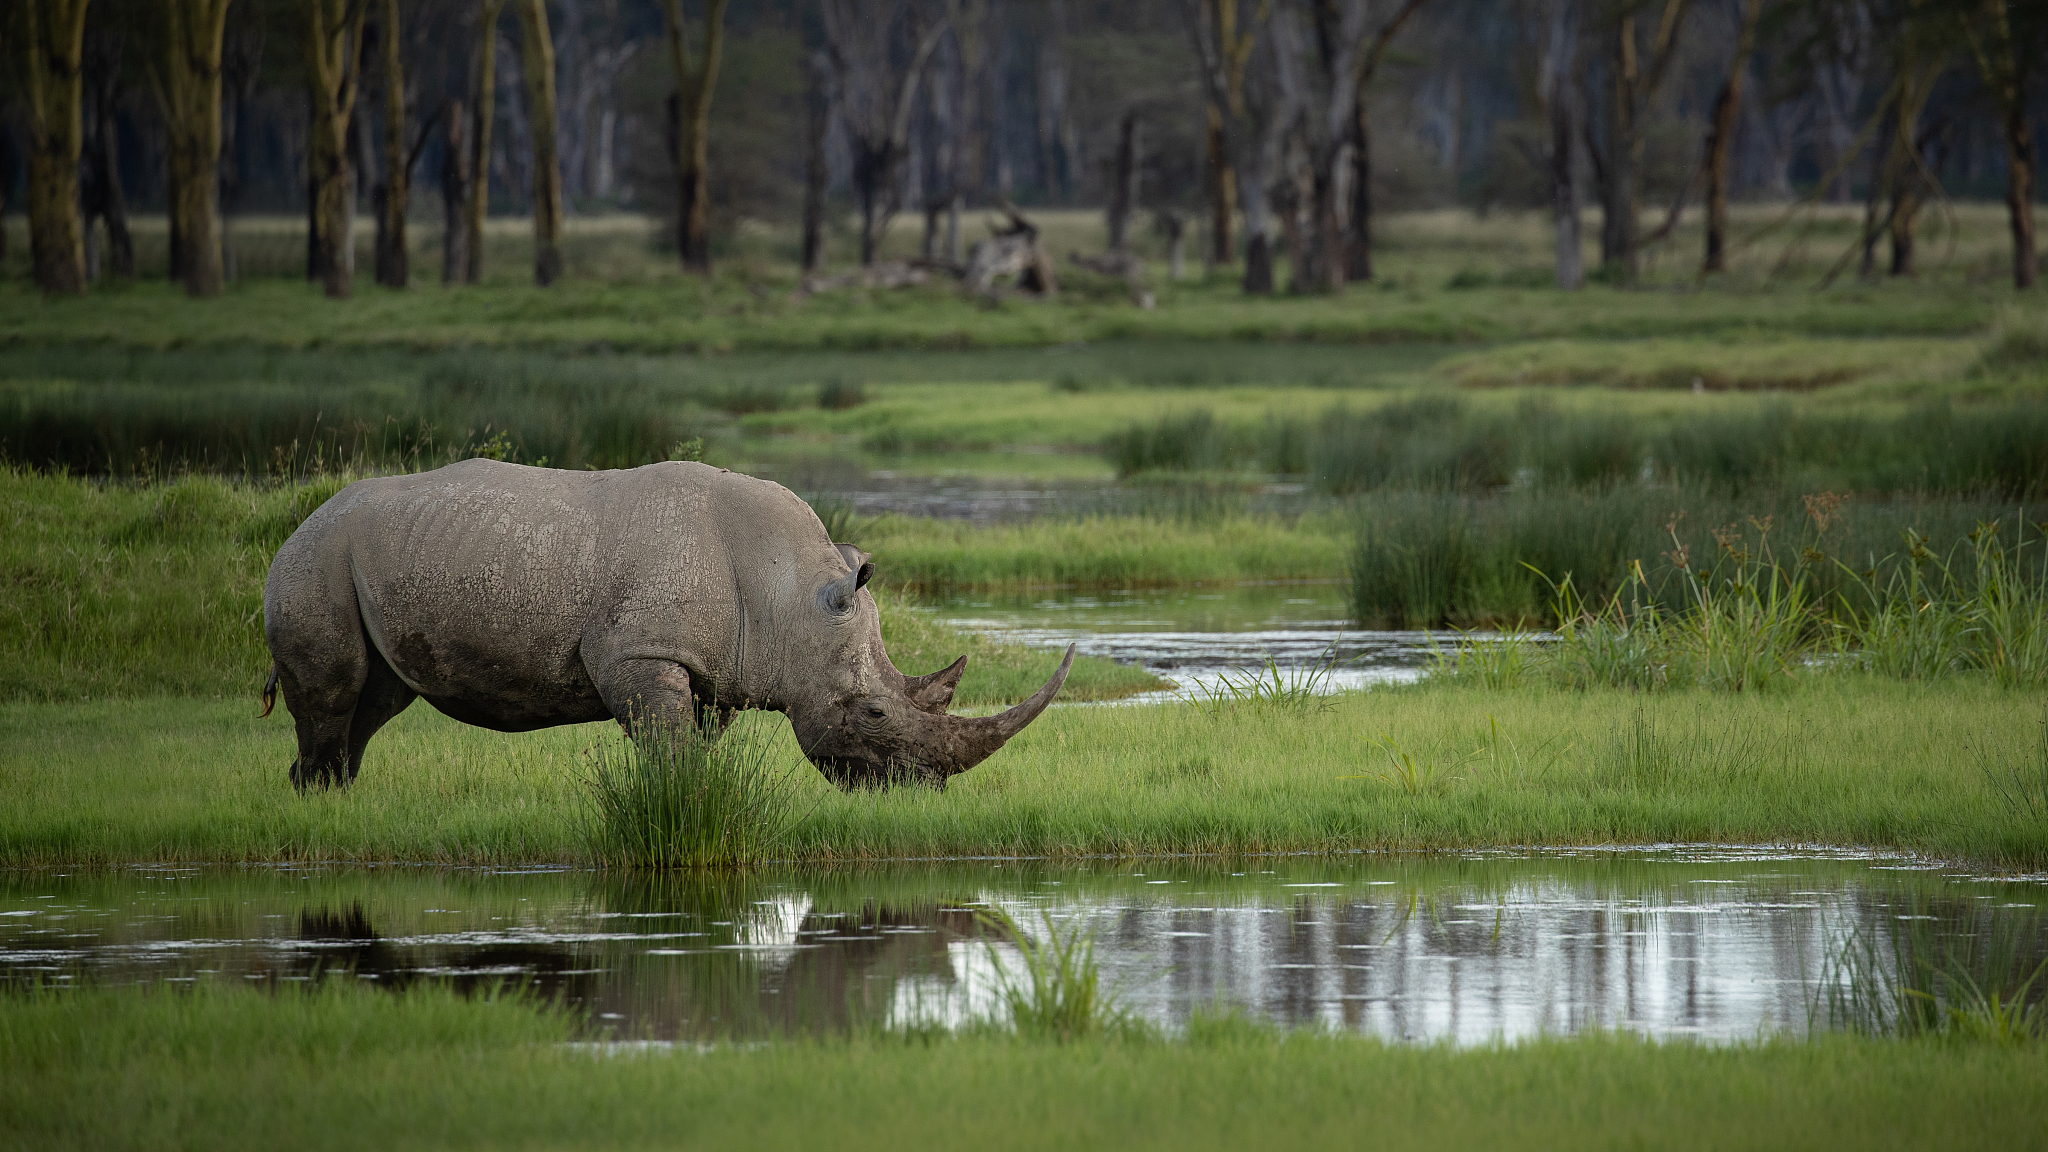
[920,581,1445,699]
[7,851,2042,1045]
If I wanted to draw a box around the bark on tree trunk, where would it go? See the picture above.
[306,0,365,298]
[2006,97,2038,290]
[441,98,468,283]
[1549,64,1583,290]
[374,0,409,289]
[800,50,827,273]
[464,0,506,284]
[160,0,233,298]
[24,0,93,296]
[1204,104,1235,265]
[662,0,729,277]
[1345,113,1373,282]
[1599,17,1639,281]
[1702,0,1762,274]
[83,75,132,282]
[517,0,562,286]
[1107,110,1139,252]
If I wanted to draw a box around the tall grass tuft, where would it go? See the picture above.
[582,717,800,869]
[1818,898,2048,1044]
[981,908,1128,1041]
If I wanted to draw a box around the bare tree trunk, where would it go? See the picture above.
[1598,16,1638,279]
[1703,0,1761,273]
[661,0,730,276]
[24,0,93,296]
[821,0,951,268]
[441,97,469,283]
[1538,0,1583,289]
[1106,109,1139,252]
[517,0,562,285]
[306,0,365,298]
[1204,103,1235,264]
[82,29,133,281]
[464,0,506,283]
[160,0,234,298]
[1342,0,1429,284]
[2006,94,2037,290]
[374,0,409,288]
[1344,112,1374,282]
[801,49,827,273]
[1972,0,2037,290]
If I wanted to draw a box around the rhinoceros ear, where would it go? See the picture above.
[820,545,875,616]
[833,544,874,590]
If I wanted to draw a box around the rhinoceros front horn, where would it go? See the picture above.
[919,644,1074,778]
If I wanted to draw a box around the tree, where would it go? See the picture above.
[1194,0,1255,267]
[22,0,93,296]
[374,0,419,288]
[1519,0,1587,289]
[440,96,468,282]
[821,0,953,267]
[660,0,730,275]
[1966,0,2042,289]
[515,0,561,285]
[1342,0,1432,285]
[80,23,134,281]
[1185,0,1284,292]
[1702,0,1765,273]
[155,0,235,297]
[463,0,506,284]
[1587,0,1693,283]
[306,0,366,297]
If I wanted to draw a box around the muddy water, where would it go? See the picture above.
[5,850,2041,1044]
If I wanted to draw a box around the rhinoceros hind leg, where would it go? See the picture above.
[341,651,417,784]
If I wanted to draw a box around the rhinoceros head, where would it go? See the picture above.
[782,544,1073,789]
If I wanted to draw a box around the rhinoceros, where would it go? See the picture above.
[260,458,1072,791]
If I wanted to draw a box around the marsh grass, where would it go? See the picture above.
[582,717,803,869]
[1818,898,2048,1044]
[1175,646,1349,714]
[979,907,1131,1041]
[1114,397,2048,500]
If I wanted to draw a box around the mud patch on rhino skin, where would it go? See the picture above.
[393,631,442,681]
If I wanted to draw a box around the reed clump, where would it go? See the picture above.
[1111,397,2048,500]
[1428,508,2048,691]
[581,717,801,869]
[981,908,1130,1042]
[1818,898,2048,1045]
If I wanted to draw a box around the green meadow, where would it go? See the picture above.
[5,206,2048,1151]
[5,982,2045,1152]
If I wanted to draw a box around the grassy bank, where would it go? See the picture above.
[0,468,1164,704]
[4,982,2043,1152]
[5,679,2043,867]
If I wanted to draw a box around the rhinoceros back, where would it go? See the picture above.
[265,458,756,730]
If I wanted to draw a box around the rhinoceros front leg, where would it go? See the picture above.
[594,658,726,738]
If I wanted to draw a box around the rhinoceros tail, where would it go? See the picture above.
[259,663,280,719]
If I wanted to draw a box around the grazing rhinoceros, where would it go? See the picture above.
[260,458,1072,791]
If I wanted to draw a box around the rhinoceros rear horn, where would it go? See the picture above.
[905,655,968,713]
[922,645,1074,776]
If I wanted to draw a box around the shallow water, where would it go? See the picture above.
[923,583,1447,698]
[6,850,2041,1045]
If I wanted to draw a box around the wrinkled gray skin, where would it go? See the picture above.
[261,459,1071,792]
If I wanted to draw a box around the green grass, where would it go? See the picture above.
[0,468,1162,704]
[4,678,2044,867]
[4,982,2045,1152]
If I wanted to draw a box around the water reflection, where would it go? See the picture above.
[922,583,1451,697]
[3,850,2040,1045]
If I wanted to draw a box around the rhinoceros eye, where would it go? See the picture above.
[865,705,887,720]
